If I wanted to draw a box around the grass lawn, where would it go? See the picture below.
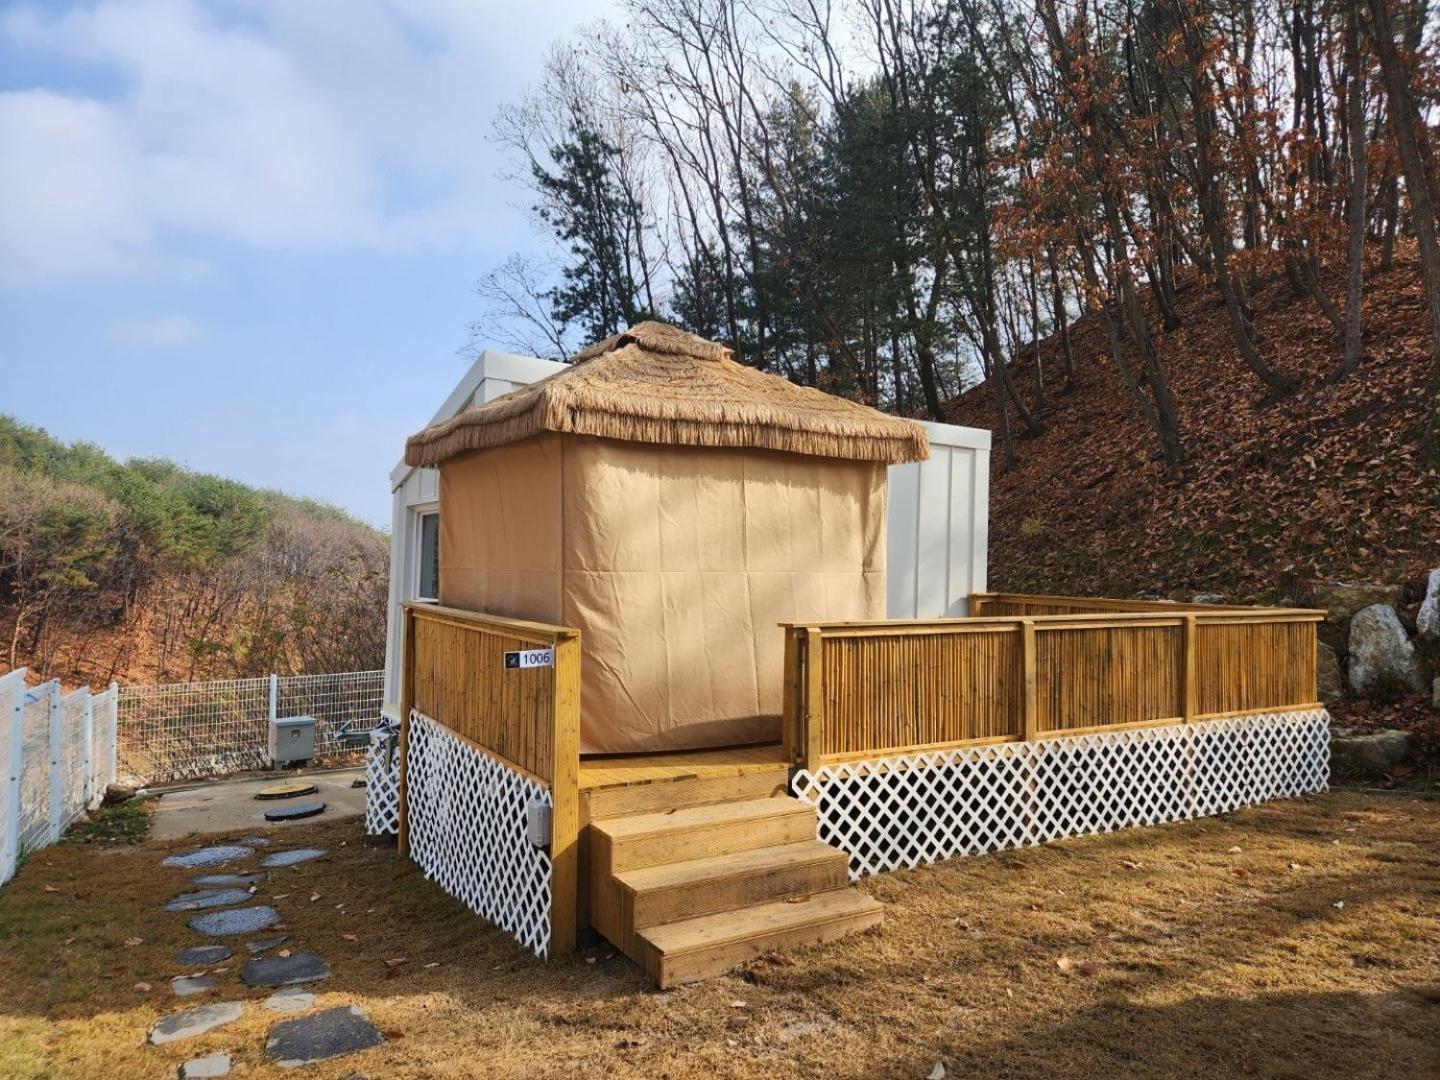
[0,790,1436,1079]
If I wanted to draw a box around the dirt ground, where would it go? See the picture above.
[0,790,1436,1080]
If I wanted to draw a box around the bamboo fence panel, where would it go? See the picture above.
[784,603,1321,767]
[1195,616,1320,717]
[398,602,581,956]
[970,592,1255,617]
[1033,621,1183,733]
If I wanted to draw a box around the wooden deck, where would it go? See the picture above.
[578,742,789,791]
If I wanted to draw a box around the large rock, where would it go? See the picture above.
[1347,604,1427,697]
[265,1005,384,1067]
[1418,569,1440,641]
[1330,727,1412,775]
[1312,581,1403,626]
[1317,641,1344,702]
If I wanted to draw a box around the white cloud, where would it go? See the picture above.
[0,0,611,286]
[107,313,208,348]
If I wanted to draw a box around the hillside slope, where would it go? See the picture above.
[946,250,1438,605]
[0,418,387,689]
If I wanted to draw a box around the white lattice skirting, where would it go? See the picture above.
[405,711,553,957]
[792,710,1330,880]
[364,734,399,837]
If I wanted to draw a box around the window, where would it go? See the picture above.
[417,510,440,602]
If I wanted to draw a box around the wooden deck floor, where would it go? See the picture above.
[578,742,789,791]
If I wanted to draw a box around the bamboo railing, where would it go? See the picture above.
[781,601,1322,770]
[397,602,581,955]
[969,591,1258,616]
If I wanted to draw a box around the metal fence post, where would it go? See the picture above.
[269,674,279,725]
[47,683,62,843]
[2,669,25,884]
[82,690,94,810]
[108,682,118,788]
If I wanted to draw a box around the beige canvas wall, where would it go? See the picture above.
[438,434,886,755]
[561,438,885,754]
[439,434,563,623]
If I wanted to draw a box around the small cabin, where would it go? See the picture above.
[369,323,1328,987]
[402,322,928,755]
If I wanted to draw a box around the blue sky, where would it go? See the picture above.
[0,0,609,527]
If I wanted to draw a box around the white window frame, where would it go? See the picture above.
[413,506,440,604]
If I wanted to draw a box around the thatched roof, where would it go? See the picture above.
[405,322,930,467]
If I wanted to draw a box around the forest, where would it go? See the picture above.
[0,417,388,689]
[474,0,1440,476]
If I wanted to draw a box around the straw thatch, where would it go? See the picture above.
[405,322,930,467]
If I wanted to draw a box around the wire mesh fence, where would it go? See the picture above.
[2,669,118,887]
[116,670,384,785]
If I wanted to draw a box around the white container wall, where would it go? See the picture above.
[885,420,991,619]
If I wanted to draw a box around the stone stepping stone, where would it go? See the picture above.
[172,974,217,998]
[242,951,331,988]
[264,987,316,1014]
[165,888,253,913]
[162,846,252,870]
[179,1051,231,1079]
[188,905,280,937]
[191,872,266,888]
[257,780,318,800]
[265,1005,383,1068]
[147,1001,243,1045]
[261,848,327,868]
[246,934,289,953]
[263,802,325,823]
[176,944,233,966]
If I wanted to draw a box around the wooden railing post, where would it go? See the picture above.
[1181,614,1198,723]
[803,627,824,771]
[1020,619,1038,741]
[781,628,799,765]
[397,606,415,857]
[548,631,581,957]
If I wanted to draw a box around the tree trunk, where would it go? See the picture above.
[1334,8,1369,381]
[1366,0,1440,364]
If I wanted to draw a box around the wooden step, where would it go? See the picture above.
[591,797,816,874]
[634,890,884,987]
[582,769,790,826]
[617,840,850,931]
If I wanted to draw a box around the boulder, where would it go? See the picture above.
[1311,581,1403,626]
[102,782,137,807]
[1346,604,1427,697]
[1417,569,1440,641]
[1316,642,1344,702]
[1329,727,1412,775]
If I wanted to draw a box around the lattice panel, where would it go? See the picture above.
[364,728,400,837]
[405,711,553,957]
[793,710,1329,880]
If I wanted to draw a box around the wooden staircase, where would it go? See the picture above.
[586,789,882,986]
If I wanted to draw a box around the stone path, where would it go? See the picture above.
[165,888,255,913]
[188,905,280,936]
[147,840,384,1074]
[260,847,327,868]
[265,1005,384,1068]
[241,951,331,988]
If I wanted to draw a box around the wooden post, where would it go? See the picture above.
[780,628,798,764]
[548,631,581,957]
[1181,614,1198,722]
[1020,619,1038,742]
[803,627,824,772]
[396,606,415,857]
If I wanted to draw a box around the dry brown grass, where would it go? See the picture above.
[2,790,1437,1079]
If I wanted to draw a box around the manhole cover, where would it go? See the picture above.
[256,781,318,801]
